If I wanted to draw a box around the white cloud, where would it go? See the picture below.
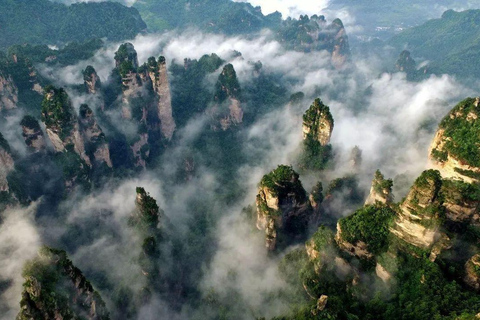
[233,0,330,18]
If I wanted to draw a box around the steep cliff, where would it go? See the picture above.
[300,98,333,170]
[146,56,176,140]
[17,246,109,320]
[464,254,480,291]
[336,203,395,258]
[329,19,350,69]
[256,165,311,250]
[395,50,416,76]
[390,170,443,249]
[78,104,112,168]
[20,115,46,152]
[364,170,393,205]
[276,15,350,68]
[210,63,243,130]
[0,132,14,192]
[83,65,101,94]
[302,98,334,146]
[0,72,18,110]
[429,97,480,183]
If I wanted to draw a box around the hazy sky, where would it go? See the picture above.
[233,0,330,18]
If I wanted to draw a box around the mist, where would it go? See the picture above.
[2,3,479,318]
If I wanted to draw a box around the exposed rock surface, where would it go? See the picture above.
[79,104,112,168]
[365,170,393,205]
[210,63,243,130]
[0,133,14,192]
[20,115,46,152]
[0,73,18,110]
[335,221,374,259]
[390,170,443,248]
[429,97,480,183]
[329,18,350,69]
[147,56,176,140]
[83,65,101,94]
[41,86,91,166]
[375,263,392,282]
[464,254,480,291]
[256,165,311,250]
[17,247,109,320]
[302,98,334,146]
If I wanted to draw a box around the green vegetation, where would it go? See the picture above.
[339,204,395,255]
[18,246,109,320]
[133,0,279,34]
[442,179,480,203]
[389,9,480,80]
[260,165,307,202]
[303,98,334,133]
[41,86,75,140]
[373,170,393,196]
[0,0,146,49]
[214,63,241,102]
[435,98,480,167]
[20,115,41,130]
[134,187,161,230]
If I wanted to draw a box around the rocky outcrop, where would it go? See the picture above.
[147,56,176,140]
[464,254,480,291]
[441,179,480,225]
[20,115,46,152]
[335,221,374,259]
[375,263,392,282]
[0,73,18,110]
[390,170,443,248]
[41,86,91,166]
[256,165,311,250]
[429,97,480,183]
[79,104,112,168]
[0,133,14,192]
[17,247,109,320]
[329,18,350,69]
[365,170,393,205]
[83,65,101,94]
[349,146,362,169]
[210,64,243,131]
[276,15,350,68]
[302,98,334,146]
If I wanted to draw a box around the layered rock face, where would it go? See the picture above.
[79,104,112,168]
[147,56,176,140]
[464,254,480,290]
[390,170,443,248]
[41,86,91,166]
[365,170,393,205]
[18,247,109,320]
[210,63,243,130]
[20,115,46,152]
[0,73,18,110]
[302,98,334,146]
[0,133,14,192]
[429,97,480,183]
[83,65,101,94]
[256,165,311,250]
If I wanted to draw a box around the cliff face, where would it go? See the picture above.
[277,15,350,68]
[364,170,393,205]
[0,73,18,110]
[390,170,443,249]
[256,165,311,250]
[20,115,46,152]
[83,65,101,94]
[0,133,14,192]
[18,247,109,320]
[147,56,176,140]
[395,50,416,73]
[210,64,243,131]
[464,254,480,291]
[41,86,91,166]
[79,104,112,168]
[429,97,480,183]
[302,98,334,146]
[329,19,350,69]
